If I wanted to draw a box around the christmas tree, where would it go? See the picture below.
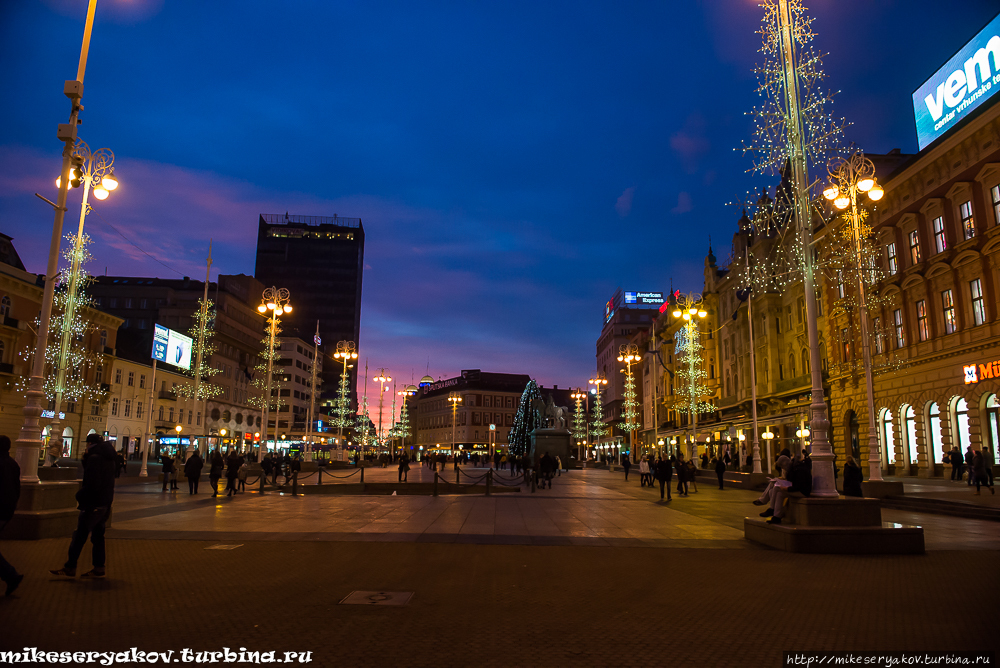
[675,325,715,417]
[331,362,353,434]
[571,391,587,441]
[590,386,609,442]
[619,368,640,437]
[354,395,374,452]
[508,379,541,457]
[174,298,223,403]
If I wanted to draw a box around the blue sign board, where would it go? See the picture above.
[913,12,1000,150]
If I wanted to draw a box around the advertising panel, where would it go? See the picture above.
[913,12,1000,150]
[624,291,665,306]
[151,323,193,370]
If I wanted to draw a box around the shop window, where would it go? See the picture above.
[960,201,975,240]
[927,402,941,463]
[986,395,999,453]
[933,216,947,254]
[902,405,916,465]
[952,398,970,452]
[916,300,929,342]
[879,409,895,464]
[942,289,956,334]
[970,279,986,326]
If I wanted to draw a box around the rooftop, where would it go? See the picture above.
[260,213,362,228]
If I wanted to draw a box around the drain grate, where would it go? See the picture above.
[205,544,243,550]
[339,590,413,606]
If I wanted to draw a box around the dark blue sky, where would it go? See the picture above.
[1,0,996,392]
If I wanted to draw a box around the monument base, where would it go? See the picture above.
[860,480,906,499]
[529,429,572,468]
[6,481,81,539]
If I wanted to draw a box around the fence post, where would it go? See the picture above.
[486,469,492,496]
[531,470,537,493]
[259,472,265,495]
[292,471,298,496]
[360,466,365,484]
[433,472,439,497]
[456,467,460,486]
[318,468,323,485]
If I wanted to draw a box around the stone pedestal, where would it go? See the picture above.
[529,429,572,467]
[860,480,905,499]
[36,467,79,481]
[7,481,81,539]
[299,461,319,472]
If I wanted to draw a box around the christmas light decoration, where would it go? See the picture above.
[589,374,609,444]
[508,379,541,457]
[618,344,641,453]
[570,389,587,442]
[174,298,223,403]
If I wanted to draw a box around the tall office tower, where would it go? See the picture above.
[254,213,365,407]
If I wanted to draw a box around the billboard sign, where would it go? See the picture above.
[151,323,193,370]
[624,291,665,306]
[913,12,1000,150]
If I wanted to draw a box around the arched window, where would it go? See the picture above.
[952,398,971,451]
[0,339,5,363]
[879,408,895,464]
[732,371,738,396]
[927,402,941,462]
[986,395,999,454]
[725,370,731,397]
[762,358,769,385]
[848,410,860,460]
[902,405,916,465]
[788,352,795,378]
[62,426,74,457]
[0,295,10,318]
[801,349,810,375]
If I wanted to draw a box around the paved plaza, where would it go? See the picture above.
[1,467,997,667]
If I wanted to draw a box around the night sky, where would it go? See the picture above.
[1,0,996,393]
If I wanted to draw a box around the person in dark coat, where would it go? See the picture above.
[539,452,555,489]
[621,453,631,481]
[50,433,116,578]
[949,446,962,481]
[184,451,204,495]
[0,435,24,595]
[972,449,995,495]
[655,456,673,501]
[398,452,410,482]
[842,456,864,497]
[674,455,688,496]
[160,451,174,492]
[714,454,727,490]
[225,451,240,497]
[964,446,976,486]
[237,454,247,492]
[209,450,224,497]
[761,453,812,525]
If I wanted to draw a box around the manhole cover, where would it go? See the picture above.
[339,590,413,606]
[205,544,243,550]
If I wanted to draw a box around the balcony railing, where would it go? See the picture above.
[261,213,360,228]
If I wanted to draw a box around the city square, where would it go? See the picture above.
[2,1,1000,666]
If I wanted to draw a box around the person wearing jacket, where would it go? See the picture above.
[655,456,673,501]
[714,454,727,490]
[50,433,116,578]
[972,449,995,495]
[758,452,812,524]
[965,446,976,486]
[184,451,204,495]
[674,455,688,496]
[398,452,410,482]
[638,457,650,487]
[621,454,631,481]
[843,456,863,497]
[0,435,24,595]
[539,452,555,489]
[160,451,175,492]
[209,450,224,497]
[949,446,962,481]
[225,451,240,497]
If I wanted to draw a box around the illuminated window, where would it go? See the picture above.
[908,230,921,264]
[992,185,1000,226]
[836,271,846,299]
[927,402,941,463]
[893,309,904,348]
[942,289,956,334]
[886,243,898,274]
[971,278,986,326]
[916,300,929,342]
[873,317,883,354]
[933,216,947,253]
[841,327,850,361]
[960,201,975,240]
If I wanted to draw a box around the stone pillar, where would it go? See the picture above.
[967,398,983,452]
[930,406,950,479]
[891,409,905,475]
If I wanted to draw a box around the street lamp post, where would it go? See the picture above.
[332,340,358,462]
[14,0,100,483]
[571,388,589,462]
[617,344,641,463]
[397,386,416,457]
[588,373,608,458]
[256,287,291,462]
[824,150,886,482]
[303,321,321,462]
[448,391,462,456]
[373,369,391,450]
[671,294,710,465]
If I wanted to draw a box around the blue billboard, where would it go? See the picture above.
[913,12,1000,150]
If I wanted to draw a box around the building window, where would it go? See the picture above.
[991,185,1000,226]
[908,230,921,265]
[927,402,941,463]
[942,289,956,334]
[136,401,143,420]
[916,300,929,342]
[873,317,884,354]
[960,200,975,240]
[841,327,850,361]
[91,403,100,416]
[893,308,904,348]
[168,407,174,423]
[970,278,986,326]
[933,216,947,254]
[886,243,898,274]
[111,398,119,417]
[127,371,134,387]
[114,369,122,384]
[953,398,971,450]
[0,296,9,318]
[158,406,164,421]
[836,271,845,299]
[95,366,102,385]
[124,298,133,309]
[139,374,145,389]
[124,399,131,418]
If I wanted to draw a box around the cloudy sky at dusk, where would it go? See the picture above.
[1,0,997,392]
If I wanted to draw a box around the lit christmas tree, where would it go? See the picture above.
[508,379,541,457]
[248,323,285,424]
[619,366,640,440]
[354,396,374,452]
[571,391,587,441]
[174,298,223,404]
[396,397,411,442]
[590,385,609,443]
[331,362,353,434]
[674,323,715,418]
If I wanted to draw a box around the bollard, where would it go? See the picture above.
[433,472,439,497]
[486,469,492,497]
[360,466,365,484]
[531,470,537,493]
[292,471,298,496]
[259,473,265,495]
[456,467,460,486]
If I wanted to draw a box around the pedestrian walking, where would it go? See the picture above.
[621,454,631,482]
[237,454,247,492]
[674,455,688,496]
[184,451,204,495]
[965,445,976,486]
[714,454,726,490]
[398,452,410,482]
[949,446,962,481]
[639,457,650,487]
[842,456,863,497]
[686,458,698,493]
[209,450,224,497]
[171,452,182,490]
[973,448,995,495]
[0,435,24,595]
[655,455,672,501]
[540,452,555,489]
[160,451,174,492]
[984,446,996,487]
[225,451,240,497]
[50,433,116,579]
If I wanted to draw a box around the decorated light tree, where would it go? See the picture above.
[617,344,641,458]
[589,375,609,450]
[354,396,374,454]
[571,390,587,442]
[672,296,715,463]
[174,297,222,448]
[248,325,285,442]
[508,379,541,458]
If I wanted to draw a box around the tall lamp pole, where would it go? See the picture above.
[670,294,709,465]
[256,287,291,462]
[304,321,321,462]
[448,391,462,456]
[617,344,641,462]
[373,369,391,450]
[824,150,886,481]
[332,340,357,461]
[15,0,100,483]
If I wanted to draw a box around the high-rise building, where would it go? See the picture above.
[254,213,365,408]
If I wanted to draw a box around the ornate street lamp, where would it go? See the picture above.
[332,340,357,461]
[448,391,462,455]
[373,369,392,448]
[824,150,885,482]
[256,286,291,461]
[617,343,641,462]
[670,293,712,466]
